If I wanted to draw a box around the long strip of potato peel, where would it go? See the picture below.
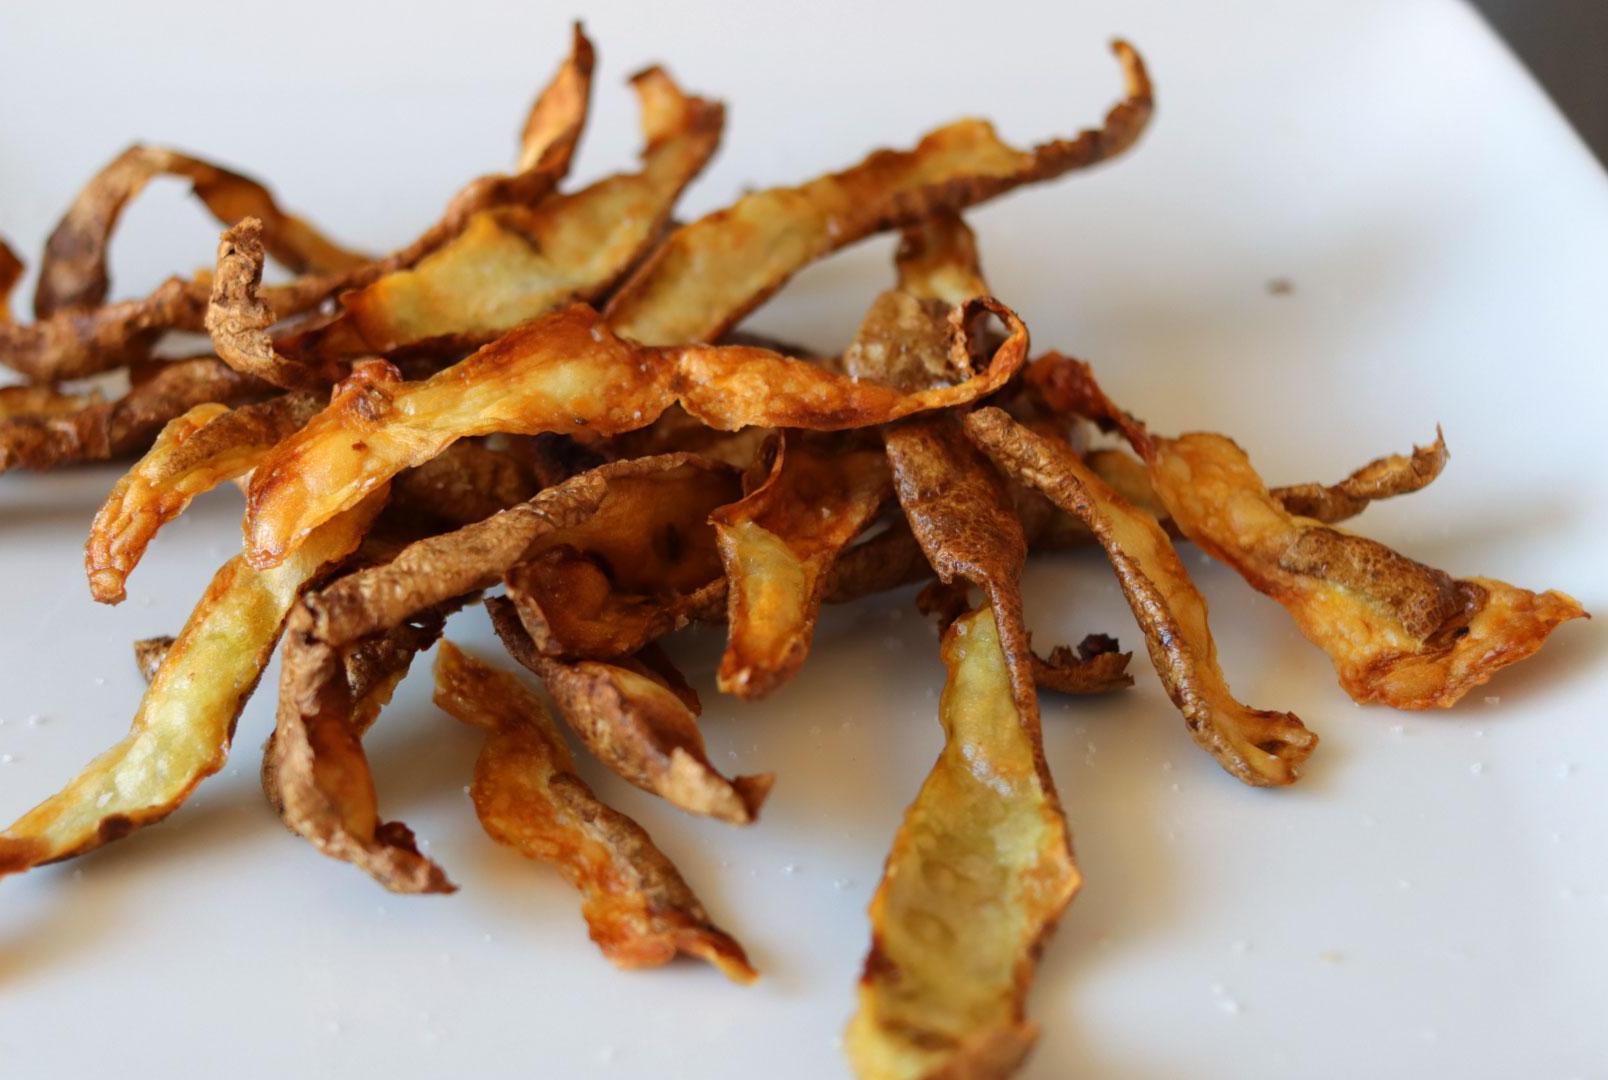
[433,641,756,981]
[847,602,1078,1080]
[712,435,892,698]
[0,494,380,878]
[489,599,772,825]
[965,408,1316,786]
[243,298,1025,569]
[32,144,366,319]
[605,40,1152,347]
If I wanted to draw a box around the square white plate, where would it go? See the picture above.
[1,2,1604,1077]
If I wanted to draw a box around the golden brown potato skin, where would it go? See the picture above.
[289,67,722,363]
[1033,354,1587,710]
[966,407,1317,786]
[605,41,1152,348]
[0,357,265,474]
[489,598,772,825]
[712,434,891,698]
[0,495,380,878]
[84,392,320,603]
[433,640,755,981]
[0,25,592,385]
[241,298,1026,569]
[1144,432,1586,709]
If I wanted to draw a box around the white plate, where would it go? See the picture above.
[2,2,1604,1077]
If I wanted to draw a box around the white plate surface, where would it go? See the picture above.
[1,2,1605,1077]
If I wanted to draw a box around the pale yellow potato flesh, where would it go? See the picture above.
[0,495,380,876]
[847,603,1078,1080]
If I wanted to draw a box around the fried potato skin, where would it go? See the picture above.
[605,42,1152,347]
[263,583,457,895]
[0,494,379,877]
[0,27,593,385]
[302,454,717,649]
[206,220,344,390]
[966,408,1316,786]
[0,356,265,474]
[85,392,321,603]
[506,460,739,658]
[32,144,365,320]
[242,299,1024,569]
[712,435,891,698]
[1146,432,1587,708]
[489,599,772,824]
[0,383,100,419]
[389,438,542,527]
[292,68,723,361]
[847,603,1078,1080]
[433,641,756,981]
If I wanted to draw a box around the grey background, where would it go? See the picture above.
[1475,0,1606,162]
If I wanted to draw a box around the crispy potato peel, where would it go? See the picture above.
[0,495,380,877]
[243,298,1025,568]
[0,356,263,474]
[966,408,1316,786]
[713,435,892,698]
[434,641,755,980]
[605,41,1152,346]
[32,144,365,319]
[1144,432,1586,708]
[490,599,772,824]
[264,582,458,895]
[847,603,1078,1080]
[1039,357,1587,708]
[290,67,722,361]
[85,392,320,603]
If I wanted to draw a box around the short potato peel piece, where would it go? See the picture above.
[965,407,1316,786]
[847,602,1078,1080]
[0,493,381,878]
[1143,431,1586,709]
[242,297,1026,569]
[85,392,321,603]
[262,578,459,896]
[489,599,772,825]
[433,640,756,981]
[712,434,892,698]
